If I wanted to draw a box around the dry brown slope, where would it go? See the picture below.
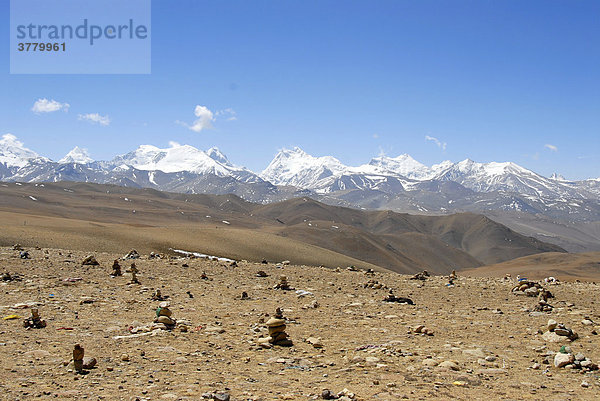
[462,251,600,281]
[253,197,566,264]
[0,210,388,272]
[0,182,566,273]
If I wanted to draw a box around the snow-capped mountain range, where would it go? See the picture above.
[1,134,599,224]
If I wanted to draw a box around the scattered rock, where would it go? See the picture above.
[554,353,574,368]
[409,270,429,280]
[383,290,414,305]
[81,255,99,266]
[438,361,459,371]
[306,336,324,348]
[123,249,140,259]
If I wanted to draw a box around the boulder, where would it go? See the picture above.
[554,353,574,368]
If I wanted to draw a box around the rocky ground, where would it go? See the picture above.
[1,246,600,400]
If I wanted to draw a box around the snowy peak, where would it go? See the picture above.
[434,159,576,198]
[59,146,93,164]
[550,173,566,181]
[367,154,431,179]
[260,147,347,188]
[0,133,41,168]
[106,142,262,184]
[207,147,231,166]
[112,142,226,175]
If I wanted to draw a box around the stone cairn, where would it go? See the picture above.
[534,289,554,312]
[23,308,46,329]
[258,308,293,348]
[274,275,293,290]
[383,289,415,305]
[553,347,599,371]
[511,280,546,297]
[73,344,85,373]
[70,344,96,373]
[154,301,176,329]
[110,259,122,277]
[127,263,140,284]
[152,289,168,301]
[544,319,579,342]
[448,270,458,285]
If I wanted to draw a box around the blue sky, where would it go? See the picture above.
[1,0,599,179]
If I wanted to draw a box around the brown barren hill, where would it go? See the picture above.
[0,181,564,274]
[463,251,600,281]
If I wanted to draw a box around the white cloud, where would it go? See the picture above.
[78,113,111,126]
[544,144,558,152]
[178,105,215,132]
[425,135,447,151]
[216,108,237,121]
[32,98,70,113]
[372,133,379,139]
[178,105,237,132]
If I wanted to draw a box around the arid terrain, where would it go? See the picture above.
[0,182,565,276]
[1,181,600,400]
[1,246,600,400]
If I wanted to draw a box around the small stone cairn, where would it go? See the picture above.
[448,270,457,285]
[274,275,293,290]
[127,263,140,284]
[553,345,598,371]
[512,280,545,297]
[154,301,176,329]
[23,308,46,329]
[383,289,414,305]
[73,344,85,373]
[258,308,293,348]
[152,289,168,301]
[534,290,554,312]
[543,319,579,342]
[111,260,122,277]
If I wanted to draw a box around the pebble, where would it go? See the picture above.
[438,361,459,371]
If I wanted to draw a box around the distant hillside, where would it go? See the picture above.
[462,252,600,281]
[0,181,565,274]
